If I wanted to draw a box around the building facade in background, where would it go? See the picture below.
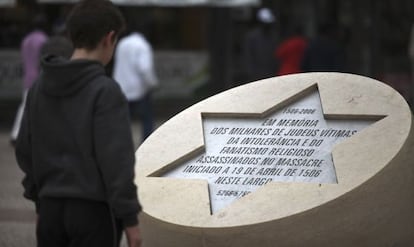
[0,0,413,122]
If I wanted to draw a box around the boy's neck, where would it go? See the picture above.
[71,48,105,65]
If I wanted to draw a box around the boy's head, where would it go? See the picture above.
[67,0,125,50]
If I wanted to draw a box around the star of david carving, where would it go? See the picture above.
[155,88,381,214]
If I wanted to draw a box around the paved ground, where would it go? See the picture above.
[0,120,165,247]
[0,124,36,247]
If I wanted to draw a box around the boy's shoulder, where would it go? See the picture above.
[94,75,126,102]
[90,73,119,90]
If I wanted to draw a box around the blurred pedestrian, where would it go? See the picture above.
[15,0,142,246]
[301,23,345,72]
[41,35,73,59]
[113,27,158,141]
[41,22,74,59]
[242,7,278,82]
[10,14,48,145]
[275,25,307,76]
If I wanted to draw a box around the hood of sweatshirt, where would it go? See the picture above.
[39,55,106,97]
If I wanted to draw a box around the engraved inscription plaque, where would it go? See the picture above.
[163,90,375,213]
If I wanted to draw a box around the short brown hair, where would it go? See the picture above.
[67,0,125,50]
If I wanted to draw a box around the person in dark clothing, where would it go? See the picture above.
[14,0,142,247]
[41,35,73,59]
[301,23,345,72]
[242,8,279,82]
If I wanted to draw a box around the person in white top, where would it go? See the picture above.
[113,31,158,141]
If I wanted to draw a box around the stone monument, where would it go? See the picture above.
[135,72,414,247]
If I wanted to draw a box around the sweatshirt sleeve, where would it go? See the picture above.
[93,79,142,227]
[15,90,39,210]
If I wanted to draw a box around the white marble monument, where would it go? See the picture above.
[135,73,414,247]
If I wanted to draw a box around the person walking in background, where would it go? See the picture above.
[41,21,74,60]
[275,25,307,76]
[301,23,345,72]
[15,0,142,246]
[10,14,48,145]
[113,27,158,141]
[242,7,278,82]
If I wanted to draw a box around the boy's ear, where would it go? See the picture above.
[103,31,117,47]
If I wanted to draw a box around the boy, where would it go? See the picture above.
[15,0,142,246]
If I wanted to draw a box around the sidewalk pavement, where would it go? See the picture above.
[0,125,36,247]
[0,120,165,247]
